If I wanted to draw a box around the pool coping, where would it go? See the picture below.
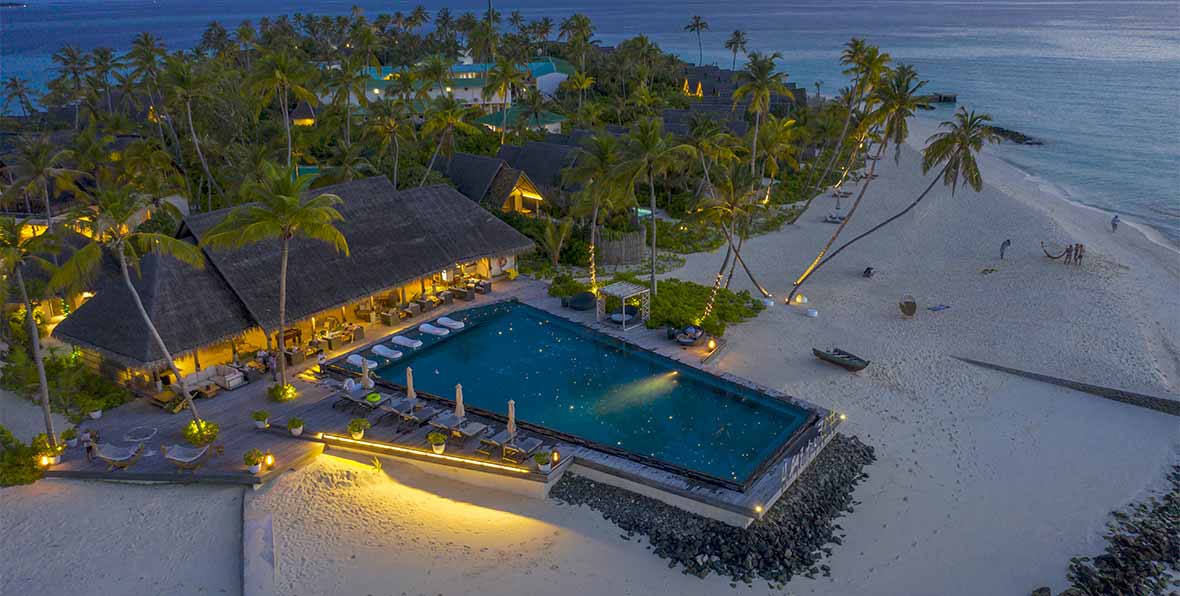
[329,297,837,495]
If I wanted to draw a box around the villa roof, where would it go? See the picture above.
[54,177,533,368]
[435,152,507,204]
[496,141,579,199]
[52,249,257,369]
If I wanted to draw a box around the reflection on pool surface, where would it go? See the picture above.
[373,302,810,487]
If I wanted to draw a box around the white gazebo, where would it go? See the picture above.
[596,281,651,331]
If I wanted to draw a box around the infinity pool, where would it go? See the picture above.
[371,301,811,488]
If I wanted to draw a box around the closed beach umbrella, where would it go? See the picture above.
[406,367,416,400]
[507,399,517,437]
[454,384,465,418]
[360,359,374,390]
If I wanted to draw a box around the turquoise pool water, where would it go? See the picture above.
[371,302,810,487]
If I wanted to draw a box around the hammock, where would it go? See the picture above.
[1041,241,1068,260]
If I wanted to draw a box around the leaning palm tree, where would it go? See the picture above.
[483,56,527,146]
[0,218,59,447]
[202,162,348,392]
[416,53,455,97]
[50,187,207,422]
[0,135,82,233]
[684,16,710,66]
[366,99,410,190]
[694,160,771,318]
[564,134,624,292]
[801,108,998,282]
[789,64,929,301]
[732,51,792,181]
[324,58,369,145]
[418,96,479,186]
[723,30,748,70]
[615,118,696,295]
[88,47,122,114]
[252,51,317,168]
[162,56,223,201]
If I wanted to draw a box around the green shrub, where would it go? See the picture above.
[251,410,270,422]
[347,418,371,434]
[287,417,304,430]
[0,425,41,487]
[184,419,220,446]
[559,233,591,267]
[2,346,130,423]
[268,383,296,402]
[243,448,264,466]
[426,431,447,446]
[656,219,725,254]
[645,278,765,336]
[60,428,77,441]
[547,274,590,298]
[30,433,63,457]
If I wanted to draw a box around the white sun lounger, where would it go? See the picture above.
[419,323,450,336]
[347,354,378,369]
[391,335,422,349]
[373,345,403,360]
[436,316,465,330]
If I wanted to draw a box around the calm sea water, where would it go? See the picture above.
[3,0,1178,241]
[371,301,808,484]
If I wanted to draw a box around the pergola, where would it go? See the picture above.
[596,281,650,331]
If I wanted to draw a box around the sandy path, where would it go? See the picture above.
[0,388,68,443]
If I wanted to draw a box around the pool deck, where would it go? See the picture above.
[47,277,841,526]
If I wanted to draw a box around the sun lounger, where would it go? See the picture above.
[346,354,378,369]
[391,335,422,349]
[418,323,449,336]
[162,443,222,473]
[373,345,403,360]
[95,443,144,471]
[436,316,465,330]
[396,406,440,433]
[502,436,544,464]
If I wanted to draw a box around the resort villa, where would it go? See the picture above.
[434,152,547,215]
[364,57,576,106]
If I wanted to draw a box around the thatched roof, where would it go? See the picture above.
[435,152,505,204]
[53,177,532,368]
[496,141,579,199]
[182,177,532,332]
[662,109,749,137]
[52,250,257,368]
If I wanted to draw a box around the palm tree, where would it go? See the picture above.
[88,47,121,114]
[51,45,89,129]
[538,218,573,268]
[418,96,479,186]
[616,118,696,295]
[50,187,208,422]
[564,134,624,292]
[803,108,998,282]
[128,33,182,151]
[2,77,35,117]
[483,56,527,145]
[732,51,792,181]
[0,135,82,233]
[319,141,376,185]
[202,162,348,391]
[162,56,223,201]
[695,160,770,317]
[324,59,369,144]
[417,54,454,97]
[235,22,256,69]
[563,70,594,113]
[558,14,595,70]
[366,99,409,190]
[789,64,929,300]
[686,114,738,191]
[0,218,59,447]
[724,30,748,70]
[685,16,710,66]
[252,51,317,167]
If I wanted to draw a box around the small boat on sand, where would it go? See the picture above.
[812,348,870,371]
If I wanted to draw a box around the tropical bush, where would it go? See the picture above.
[1,346,129,423]
[287,417,305,430]
[251,410,270,422]
[646,278,764,336]
[533,451,552,466]
[547,273,590,298]
[0,425,41,487]
[268,383,296,402]
[656,219,725,254]
[184,419,220,446]
[347,418,371,434]
[60,428,77,441]
[243,448,264,466]
[426,431,447,446]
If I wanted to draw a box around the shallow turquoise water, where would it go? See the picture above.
[373,302,809,485]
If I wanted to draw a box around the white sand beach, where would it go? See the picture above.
[2,121,1177,596]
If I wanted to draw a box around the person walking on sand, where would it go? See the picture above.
[1000,238,1011,260]
[1064,244,1073,265]
[1111,215,1120,232]
[1074,243,1084,266]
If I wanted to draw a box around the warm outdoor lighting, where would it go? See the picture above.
[839,413,847,421]
[754,505,763,514]
[321,433,532,474]
[445,86,452,93]
[706,338,717,351]
[264,452,275,469]
[292,118,315,127]
[372,88,381,95]
[38,455,50,467]
[551,450,560,464]
[792,294,808,305]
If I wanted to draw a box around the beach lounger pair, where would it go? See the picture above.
[476,429,544,465]
[428,413,487,446]
[94,443,145,471]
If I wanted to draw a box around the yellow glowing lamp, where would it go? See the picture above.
[839,413,847,421]
[264,452,275,469]
[39,455,50,467]
[706,338,717,351]
[551,450,560,465]
[792,294,808,305]
[754,504,763,514]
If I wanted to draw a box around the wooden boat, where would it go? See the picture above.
[812,348,870,372]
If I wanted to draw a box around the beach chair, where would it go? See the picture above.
[418,323,450,336]
[502,436,544,464]
[162,443,222,473]
[436,316,465,330]
[95,443,145,471]
[391,335,423,349]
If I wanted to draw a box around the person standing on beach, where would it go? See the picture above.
[1064,244,1073,265]
[1075,243,1084,266]
[1111,215,1120,232]
[1000,238,1011,260]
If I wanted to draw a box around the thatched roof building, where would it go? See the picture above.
[434,152,544,214]
[53,177,533,369]
[496,142,580,207]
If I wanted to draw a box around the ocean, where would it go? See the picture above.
[2,0,1178,242]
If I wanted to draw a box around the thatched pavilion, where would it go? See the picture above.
[52,177,533,391]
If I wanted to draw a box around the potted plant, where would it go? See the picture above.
[243,448,264,474]
[184,419,220,447]
[533,451,553,473]
[268,383,296,402]
[61,428,78,448]
[287,417,305,437]
[426,431,447,454]
[347,418,371,440]
[32,434,64,466]
[251,410,270,429]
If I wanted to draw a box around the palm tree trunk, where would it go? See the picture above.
[500,89,509,145]
[648,169,658,296]
[697,33,703,66]
[749,110,761,179]
[588,204,599,292]
[276,237,289,388]
[42,186,53,233]
[187,100,223,201]
[345,94,352,145]
[806,94,857,199]
[731,50,737,70]
[15,267,56,448]
[789,139,887,301]
[281,86,292,168]
[721,221,771,297]
[391,136,400,191]
[118,248,200,421]
[701,220,732,321]
[811,164,947,275]
[420,140,442,187]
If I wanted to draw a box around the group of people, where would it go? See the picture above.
[1063,243,1086,265]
